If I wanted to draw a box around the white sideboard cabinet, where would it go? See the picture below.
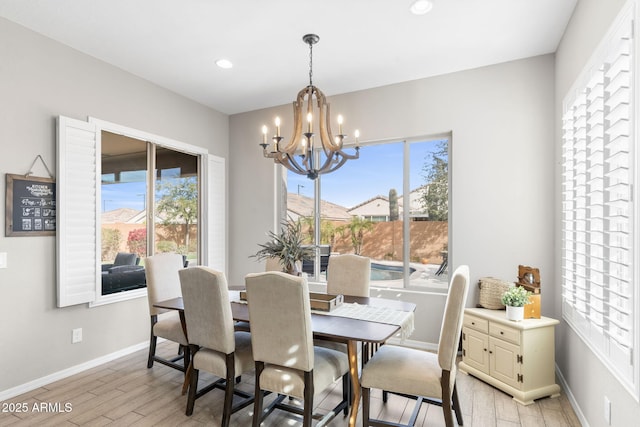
[458,308,561,405]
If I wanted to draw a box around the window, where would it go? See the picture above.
[285,136,450,292]
[100,132,199,296]
[57,116,225,307]
[561,3,638,396]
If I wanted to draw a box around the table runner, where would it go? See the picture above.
[312,302,414,341]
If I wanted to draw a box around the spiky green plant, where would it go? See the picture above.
[252,219,314,274]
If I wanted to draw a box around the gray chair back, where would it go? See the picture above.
[437,265,470,372]
[326,253,371,297]
[245,271,314,372]
[145,253,185,316]
[179,266,236,355]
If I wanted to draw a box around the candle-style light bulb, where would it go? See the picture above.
[275,117,281,137]
[262,125,268,145]
[337,115,343,134]
[306,112,313,133]
[354,129,360,145]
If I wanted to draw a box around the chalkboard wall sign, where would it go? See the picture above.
[5,174,56,236]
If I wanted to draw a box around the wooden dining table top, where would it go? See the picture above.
[154,290,416,344]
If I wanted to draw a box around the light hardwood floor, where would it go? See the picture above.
[1,341,581,426]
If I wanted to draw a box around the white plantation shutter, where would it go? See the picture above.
[206,154,226,272]
[56,116,99,307]
[561,5,637,392]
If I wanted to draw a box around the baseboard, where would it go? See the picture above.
[0,341,149,402]
[555,365,589,427]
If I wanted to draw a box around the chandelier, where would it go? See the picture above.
[260,34,360,180]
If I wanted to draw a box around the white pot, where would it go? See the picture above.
[506,305,524,322]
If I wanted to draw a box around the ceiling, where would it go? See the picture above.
[0,0,577,115]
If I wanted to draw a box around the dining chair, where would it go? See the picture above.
[145,253,189,372]
[360,264,470,427]
[264,256,282,272]
[179,266,254,426]
[317,253,371,379]
[244,271,350,427]
[326,253,371,297]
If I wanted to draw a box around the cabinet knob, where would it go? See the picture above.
[500,331,504,335]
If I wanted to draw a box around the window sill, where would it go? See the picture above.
[89,288,147,307]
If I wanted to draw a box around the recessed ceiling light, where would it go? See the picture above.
[215,59,233,69]
[410,0,433,15]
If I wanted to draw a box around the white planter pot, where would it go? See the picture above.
[506,305,524,322]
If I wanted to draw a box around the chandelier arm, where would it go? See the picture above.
[280,100,305,154]
[317,155,349,177]
[277,153,308,176]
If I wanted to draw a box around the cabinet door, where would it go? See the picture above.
[489,337,521,390]
[462,327,489,374]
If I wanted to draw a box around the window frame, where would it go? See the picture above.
[281,134,452,293]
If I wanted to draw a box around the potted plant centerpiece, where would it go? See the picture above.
[501,285,532,321]
[252,219,315,276]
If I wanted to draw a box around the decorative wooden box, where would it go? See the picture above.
[239,291,344,312]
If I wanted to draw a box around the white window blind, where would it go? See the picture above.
[561,5,637,393]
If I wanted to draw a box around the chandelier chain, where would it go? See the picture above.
[308,41,313,86]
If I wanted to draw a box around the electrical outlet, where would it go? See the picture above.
[0,252,7,269]
[604,396,611,425]
[72,328,82,344]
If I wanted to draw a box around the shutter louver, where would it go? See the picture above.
[57,116,98,307]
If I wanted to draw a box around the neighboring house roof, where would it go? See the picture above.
[287,193,351,221]
[101,208,140,224]
[348,195,390,217]
[347,186,430,218]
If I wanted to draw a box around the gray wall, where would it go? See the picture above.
[555,1,639,426]
[0,17,228,393]
[229,54,556,344]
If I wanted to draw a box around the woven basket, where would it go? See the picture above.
[477,277,514,310]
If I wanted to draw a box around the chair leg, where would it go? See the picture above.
[452,383,463,426]
[147,316,158,368]
[441,371,454,427]
[252,362,265,427]
[342,373,350,415]
[185,365,199,416]
[222,354,236,427]
[362,386,370,426]
[182,345,191,372]
[303,371,314,427]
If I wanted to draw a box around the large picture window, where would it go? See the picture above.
[285,136,450,292]
[561,3,638,396]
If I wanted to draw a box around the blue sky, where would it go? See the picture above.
[287,139,446,208]
[101,139,446,212]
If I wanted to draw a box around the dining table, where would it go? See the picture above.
[154,290,416,427]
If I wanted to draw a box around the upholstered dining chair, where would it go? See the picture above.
[264,256,281,272]
[326,253,371,297]
[317,253,372,375]
[145,253,189,372]
[244,271,350,427]
[179,267,254,427]
[360,264,470,427]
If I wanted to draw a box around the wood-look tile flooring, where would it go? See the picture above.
[1,341,581,426]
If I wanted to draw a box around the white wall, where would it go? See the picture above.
[554,1,639,426]
[229,54,556,344]
[0,18,228,394]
